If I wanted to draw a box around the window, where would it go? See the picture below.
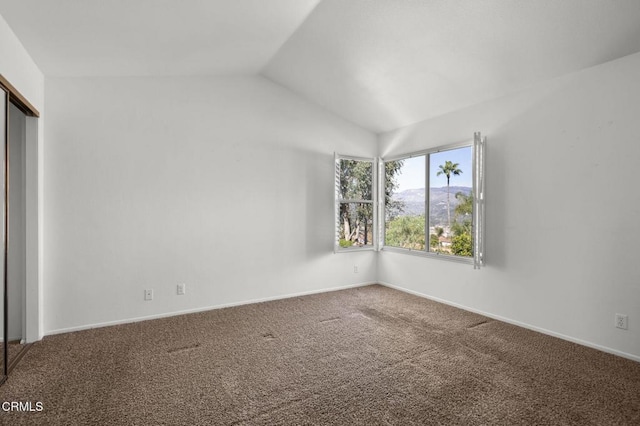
[334,154,376,251]
[384,155,426,250]
[382,133,485,267]
[334,133,485,268]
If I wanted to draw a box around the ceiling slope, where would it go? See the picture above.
[0,0,320,77]
[263,0,640,132]
[2,1,640,133]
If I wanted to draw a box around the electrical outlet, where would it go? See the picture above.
[615,313,628,330]
[353,265,359,273]
[144,289,153,301]
[177,283,186,295]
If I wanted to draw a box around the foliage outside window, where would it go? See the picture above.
[334,156,375,250]
[335,133,485,267]
[382,134,485,267]
[384,145,473,259]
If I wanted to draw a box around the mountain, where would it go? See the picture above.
[391,186,471,226]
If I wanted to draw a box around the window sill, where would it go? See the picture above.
[334,246,376,254]
[380,246,473,265]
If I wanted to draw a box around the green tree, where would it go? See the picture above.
[384,160,405,220]
[451,191,473,256]
[339,160,373,245]
[436,160,463,228]
[386,215,425,250]
[451,233,472,256]
[339,159,404,246]
[429,233,439,249]
[429,227,444,251]
[451,192,472,236]
[454,191,472,217]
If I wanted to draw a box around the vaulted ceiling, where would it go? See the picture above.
[2,0,640,132]
[0,0,321,76]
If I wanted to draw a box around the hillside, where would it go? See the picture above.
[391,186,471,226]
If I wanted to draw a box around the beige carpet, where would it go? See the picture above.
[1,284,639,425]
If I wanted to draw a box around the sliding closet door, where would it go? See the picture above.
[0,85,7,382]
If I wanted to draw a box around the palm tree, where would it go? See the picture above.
[436,161,462,229]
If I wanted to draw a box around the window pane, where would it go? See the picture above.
[385,156,426,250]
[338,159,372,201]
[338,202,373,248]
[429,146,473,257]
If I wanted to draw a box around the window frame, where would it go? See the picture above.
[334,153,378,253]
[472,132,486,269]
[379,134,485,267]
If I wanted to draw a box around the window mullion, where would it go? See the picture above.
[425,153,430,253]
[377,158,385,250]
[334,152,340,253]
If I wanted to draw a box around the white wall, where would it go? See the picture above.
[0,12,44,342]
[0,14,43,112]
[44,76,377,334]
[378,52,640,360]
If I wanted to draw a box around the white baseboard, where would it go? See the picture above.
[45,281,378,337]
[0,338,26,344]
[379,281,640,363]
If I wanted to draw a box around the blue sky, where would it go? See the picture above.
[394,146,472,191]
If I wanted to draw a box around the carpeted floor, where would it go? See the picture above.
[6,341,28,370]
[1,284,639,425]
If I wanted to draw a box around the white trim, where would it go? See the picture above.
[472,132,485,269]
[334,153,375,162]
[339,199,373,204]
[24,115,41,342]
[334,246,376,253]
[45,281,378,336]
[382,140,473,163]
[376,158,384,250]
[381,246,473,264]
[372,156,379,251]
[378,281,640,363]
